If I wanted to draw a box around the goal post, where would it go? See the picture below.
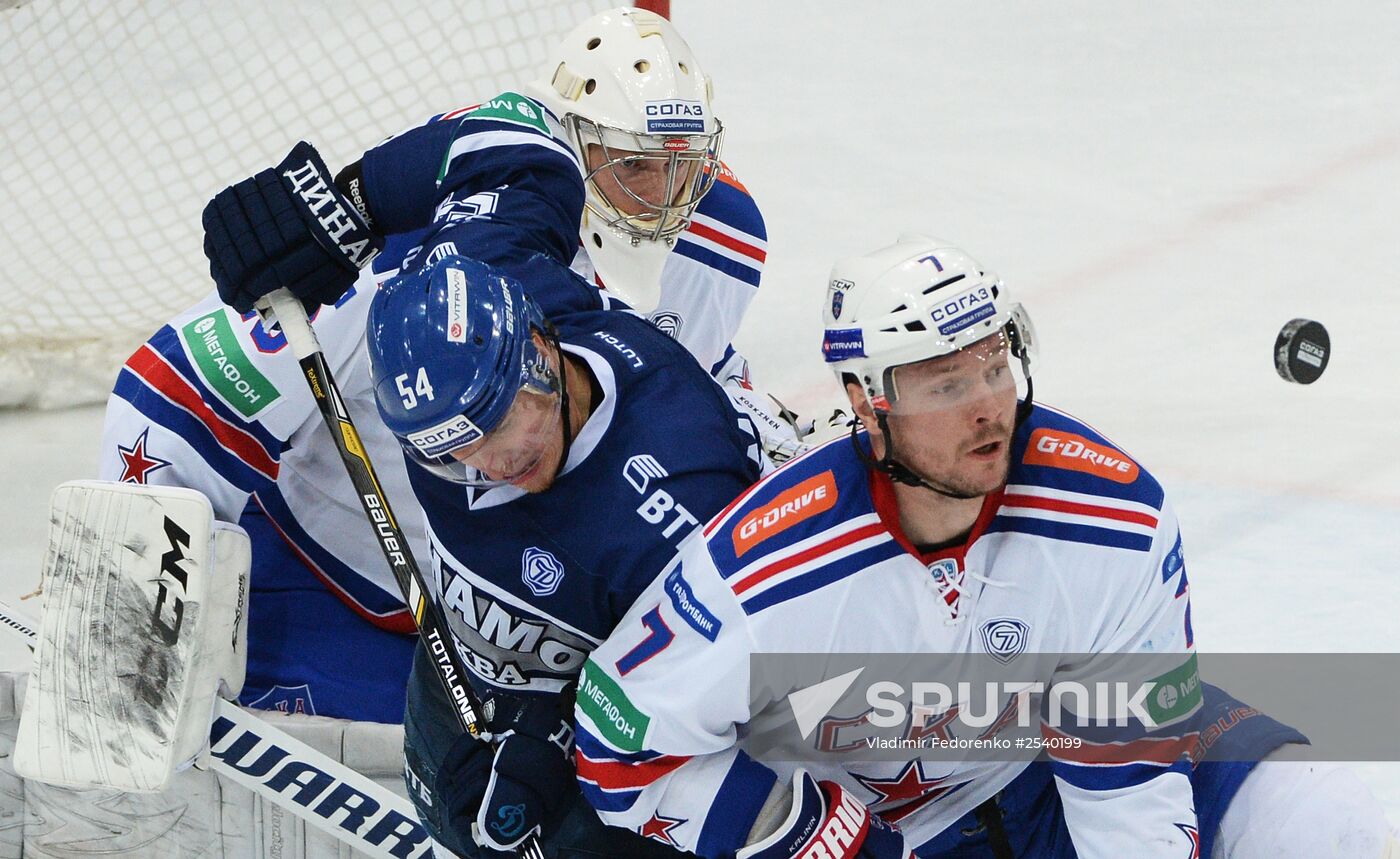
[0,0,665,408]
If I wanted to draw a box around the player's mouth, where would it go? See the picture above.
[505,453,547,487]
[966,440,1004,461]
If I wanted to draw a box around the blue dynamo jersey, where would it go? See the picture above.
[407,308,766,694]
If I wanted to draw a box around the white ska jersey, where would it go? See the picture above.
[576,405,1203,858]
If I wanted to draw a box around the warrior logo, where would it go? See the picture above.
[979,617,1030,664]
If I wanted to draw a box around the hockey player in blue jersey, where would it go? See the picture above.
[198,12,781,855]
[362,247,768,858]
[573,236,1398,858]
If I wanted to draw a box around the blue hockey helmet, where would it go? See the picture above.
[368,255,559,481]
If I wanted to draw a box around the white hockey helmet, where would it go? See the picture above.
[528,7,723,312]
[821,234,1038,413]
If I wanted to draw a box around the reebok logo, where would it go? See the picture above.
[1023,429,1139,484]
[733,471,838,557]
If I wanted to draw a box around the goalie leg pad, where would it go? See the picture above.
[15,480,250,793]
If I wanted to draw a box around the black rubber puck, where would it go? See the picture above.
[1274,318,1329,384]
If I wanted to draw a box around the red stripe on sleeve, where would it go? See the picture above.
[125,345,280,480]
[575,751,691,791]
[686,221,767,264]
[1002,493,1159,529]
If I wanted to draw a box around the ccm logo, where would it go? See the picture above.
[733,471,838,557]
[1022,429,1139,484]
[152,516,192,645]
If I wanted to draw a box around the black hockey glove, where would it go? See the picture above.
[437,693,577,855]
[201,141,383,314]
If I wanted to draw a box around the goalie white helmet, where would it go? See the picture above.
[821,234,1037,412]
[528,7,723,312]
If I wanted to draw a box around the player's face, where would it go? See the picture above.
[880,333,1019,497]
[585,144,695,218]
[448,387,563,494]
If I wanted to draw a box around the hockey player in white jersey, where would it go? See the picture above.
[575,236,1398,858]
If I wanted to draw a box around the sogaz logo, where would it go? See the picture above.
[644,99,705,133]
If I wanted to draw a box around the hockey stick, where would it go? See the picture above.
[256,288,546,859]
[0,598,431,859]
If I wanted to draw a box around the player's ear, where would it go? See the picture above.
[844,377,879,435]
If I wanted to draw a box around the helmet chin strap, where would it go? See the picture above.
[549,330,576,480]
[851,373,1036,501]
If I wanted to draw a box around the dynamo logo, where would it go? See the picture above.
[522,547,566,597]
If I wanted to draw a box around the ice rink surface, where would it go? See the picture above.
[3,0,1398,824]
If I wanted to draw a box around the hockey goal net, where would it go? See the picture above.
[0,0,649,408]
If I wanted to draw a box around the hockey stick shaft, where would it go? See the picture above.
[258,289,545,859]
[0,598,431,859]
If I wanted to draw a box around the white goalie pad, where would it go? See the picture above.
[14,480,250,793]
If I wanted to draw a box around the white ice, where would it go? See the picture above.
[2,0,1397,827]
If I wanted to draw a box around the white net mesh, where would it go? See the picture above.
[0,0,610,408]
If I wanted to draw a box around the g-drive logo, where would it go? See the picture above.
[644,99,705,133]
[406,414,483,458]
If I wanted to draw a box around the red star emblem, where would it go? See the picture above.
[1175,822,1200,858]
[638,812,685,847]
[853,761,959,822]
[117,429,171,484]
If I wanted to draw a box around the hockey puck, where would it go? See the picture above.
[1274,318,1329,384]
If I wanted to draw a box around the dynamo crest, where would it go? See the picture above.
[522,547,565,597]
[979,617,1030,664]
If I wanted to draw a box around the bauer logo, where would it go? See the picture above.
[666,565,722,641]
[662,138,692,151]
[180,311,282,417]
[446,267,468,343]
[405,414,483,458]
[822,328,866,362]
[733,471,838,557]
[644,99,706,133]
[522,547,566,597]
[1023,428,1140,484]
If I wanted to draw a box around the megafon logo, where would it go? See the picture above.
[733,471,838,557]
[1023,429,1139,484]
